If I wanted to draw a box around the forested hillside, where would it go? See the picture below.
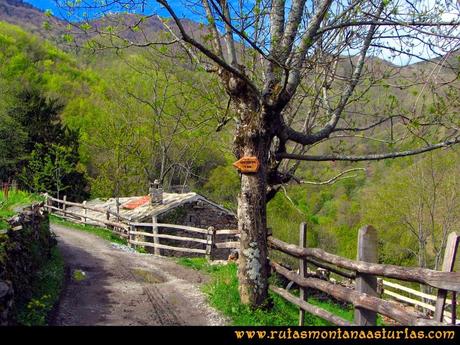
[0,0,459,276]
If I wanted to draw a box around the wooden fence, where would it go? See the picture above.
[268,223,459,326]
[44,195,459,325]
[44,194,239,259]
[380,279,455,323]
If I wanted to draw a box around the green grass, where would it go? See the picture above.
[72,269,87,282]
[50,215,128,246]
[16,246,65,326]
[0,190,43,228]
[177,257,356,326]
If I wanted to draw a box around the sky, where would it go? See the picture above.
[24,0,66,16]
[23,0,191,20]
[22,0,460,66]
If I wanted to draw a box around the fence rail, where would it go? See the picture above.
[380,279,453,323]
[46,195,130,221]
[268,236,460,291]
[44,195,459,326]
[268,223,459,326]
[44,194,239,259]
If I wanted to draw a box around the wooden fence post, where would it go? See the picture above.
[116,197,120,221]
[152,215,160,256]
[62,195,67,217]
[354,225,378,325]
[129,224,136,249]
[206,226,216,261]
[452,292,457,325]
[434,232,459,323]
[44,193,51,212]
[83,200,87,226]
[299,222,307,326]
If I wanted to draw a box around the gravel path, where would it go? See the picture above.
[50,224,228,326]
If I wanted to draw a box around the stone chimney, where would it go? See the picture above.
[149,179,163,205]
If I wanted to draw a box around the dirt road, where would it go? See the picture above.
[50,224,227,326]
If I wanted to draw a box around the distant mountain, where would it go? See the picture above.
[83,13,206,46]
[0,0,65,38]
[0,0,208,52]
[1,0,458,80]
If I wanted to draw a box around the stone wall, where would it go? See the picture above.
[159,200,237,230]
[0,203,54,325]
[140,200,237,259]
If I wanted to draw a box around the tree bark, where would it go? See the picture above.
[231,85,273,306]
[237,139,271,306]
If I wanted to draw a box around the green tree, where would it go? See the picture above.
[0,112,27,180]
[20,143,87,200]
[11,88,65,152]
[203,165,239,210]
[0,22,94,198]
[362,151,460,272]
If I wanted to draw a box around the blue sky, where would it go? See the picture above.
[23,0,190,20]
[23,0,459,66]
[24,1,63,15]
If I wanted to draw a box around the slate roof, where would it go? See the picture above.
[67,192,235,224]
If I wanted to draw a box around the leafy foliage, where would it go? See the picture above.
[1,18,458,276]
[0,189,42,228]
[19,143,87,200]
[0,23,89,200]
[16,247,65,326]
[0,113,27,179]
[362,150,460,269]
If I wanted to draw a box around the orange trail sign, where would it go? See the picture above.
[233,156,260,173]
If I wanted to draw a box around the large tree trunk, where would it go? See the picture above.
[226,72,275,307]
[237,138,271,306]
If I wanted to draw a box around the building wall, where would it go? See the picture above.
[141,200,237,259]
[159,200,237,230]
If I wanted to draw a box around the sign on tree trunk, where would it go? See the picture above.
[232,157,260,173]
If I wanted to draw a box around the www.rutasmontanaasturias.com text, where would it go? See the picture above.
[234,328,455,341]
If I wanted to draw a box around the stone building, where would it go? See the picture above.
[67,186,237,258]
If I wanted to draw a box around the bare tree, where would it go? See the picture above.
[58,0,460,307]
[362,150,460,305]
[85,52,224,197]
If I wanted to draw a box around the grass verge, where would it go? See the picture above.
[50,215,128,246]
[0,190,43,228]
[177,257,355,326]
[16,246,65,326]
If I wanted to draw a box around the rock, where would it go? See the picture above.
[0,280,13,325]
[0,281,10,298]
[228,249,239,262]
[1,203,52,325]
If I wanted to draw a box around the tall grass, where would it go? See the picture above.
[0,190,42,228]
[50,215,128,246]
[177,257,355,326]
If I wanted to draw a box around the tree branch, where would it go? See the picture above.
[284,0,333,98]
[217,0,238,66]
[156,0,260,97]
[280,0,307,63]
[158,16,215,71]
[278,136,460,162]
[202,0,224,58]
[269,0,285,55]
[208,0,277,64]
[316,20,460,37]
[300,168,366,185]
[284,2,384,145]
